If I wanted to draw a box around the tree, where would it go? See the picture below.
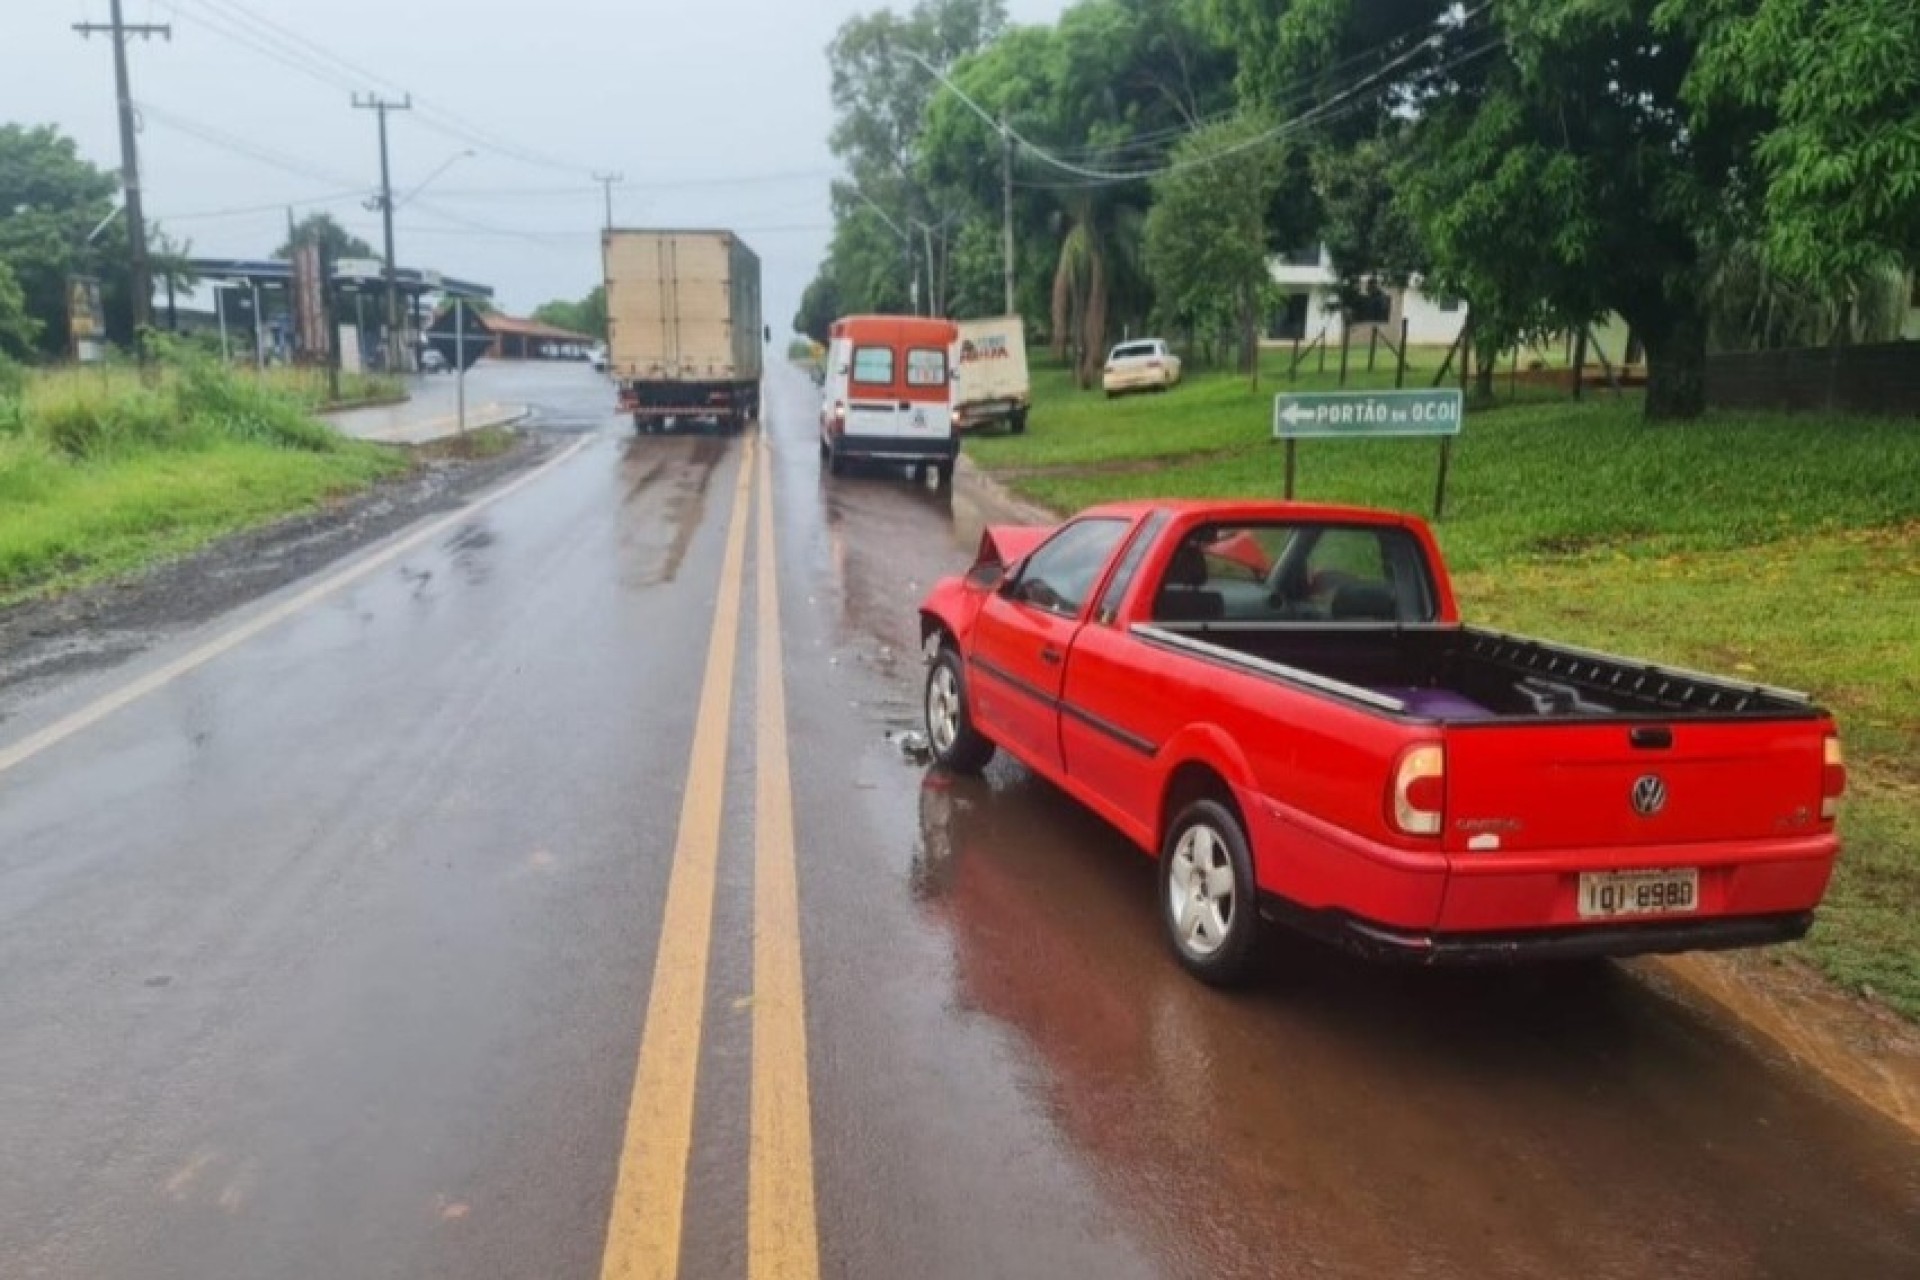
[0,259,37,358]
[1215,2,1751,420]
[1145,112,1292,376]
[532,298,584,332]
[1663,0,1920,289]
[274,212,373,262]
[794,272,843,344]
[0,124,119,357]
[825,0,1009,312]
[920,1,1239,381]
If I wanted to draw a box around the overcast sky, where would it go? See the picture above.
[4,0,1067,331]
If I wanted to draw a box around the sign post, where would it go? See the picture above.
[1272,388,1465,519]
[455,296,467,437]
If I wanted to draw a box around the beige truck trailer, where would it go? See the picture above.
[603,229,764,433]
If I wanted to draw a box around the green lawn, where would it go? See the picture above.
[971,360,1920,1018]
[0,361,407,602]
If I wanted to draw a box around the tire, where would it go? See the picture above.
[1160,797,1260,985]
[933,459,954,490]
[1010,410,1027,435]
[924,646,995,774]
[827,444,847,476]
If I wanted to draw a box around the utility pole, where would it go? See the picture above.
[593,171,624,232]
[353,92,411,372]
[999,118,1015,318]
[74,1,170,351]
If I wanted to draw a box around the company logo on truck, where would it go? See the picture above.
[961,335,1011,363]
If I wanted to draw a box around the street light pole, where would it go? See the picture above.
[1000,118,1015,317]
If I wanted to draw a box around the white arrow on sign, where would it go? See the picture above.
[1278,403,1313,425]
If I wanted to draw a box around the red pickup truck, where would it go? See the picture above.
[917,501,1846,984]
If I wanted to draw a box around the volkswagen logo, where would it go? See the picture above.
[1631,774,1668,817]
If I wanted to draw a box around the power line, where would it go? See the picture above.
[154,189,366,222]
[179,0,595,176]
[903,3,1494,186]
[160,0,595,177]
[138,101,364,190]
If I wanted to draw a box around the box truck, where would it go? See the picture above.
[603,229,764,433]
[954,315,1031,434]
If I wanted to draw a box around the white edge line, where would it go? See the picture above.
[0,433,594,779]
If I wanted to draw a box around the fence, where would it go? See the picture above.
[1705,341,1920,415]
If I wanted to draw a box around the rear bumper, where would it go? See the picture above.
[956,399,1025,428]
[830,434,958,461]
[1242,788,1839,961]
[1259,895,1814,966]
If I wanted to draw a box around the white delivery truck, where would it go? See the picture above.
[953,315,1031,434]
[603,228,764,433]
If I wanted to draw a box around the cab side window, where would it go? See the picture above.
[1011,519,1130,618]
[851,346,894,387]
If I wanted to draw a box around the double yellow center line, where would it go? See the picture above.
[599,435,820,1280]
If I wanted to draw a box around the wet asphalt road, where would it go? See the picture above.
[1,361,1917,1279]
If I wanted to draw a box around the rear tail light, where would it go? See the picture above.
[1389,744,1445,837]
[830,401,847,435]
[1822,734,1847,820]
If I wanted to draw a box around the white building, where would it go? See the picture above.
[1267,246,1467,348]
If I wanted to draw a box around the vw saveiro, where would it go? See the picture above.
[917,502,1846,985]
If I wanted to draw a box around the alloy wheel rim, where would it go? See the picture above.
[928,665,959,753]
[1168,823,1235,958]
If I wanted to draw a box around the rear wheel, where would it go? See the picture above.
[1160,798,1260,985]
[933,459,954,489]
[827,443,848,476]
[1010,409,1028,435]
[924,647,994,773]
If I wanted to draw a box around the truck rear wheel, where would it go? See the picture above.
[1010,409,1028,435]
[933,459,954,489]
[1160,798,1260,986]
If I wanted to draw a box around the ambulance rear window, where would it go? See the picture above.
[852,347,894,386]
[906,348,948,387]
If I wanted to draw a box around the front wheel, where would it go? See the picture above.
[924,647,994,773]
[1160,798,1260,985]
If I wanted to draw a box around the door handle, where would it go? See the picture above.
[898,400,911,410]
[1040,647,1062,666]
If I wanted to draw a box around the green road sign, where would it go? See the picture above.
[1272,388,1463,439]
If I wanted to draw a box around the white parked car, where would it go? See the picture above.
[1102,338,1182,397]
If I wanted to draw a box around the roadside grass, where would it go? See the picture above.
[987,388,1920,574]
[971,347,1601,472]
[977,363,1920,1018]
[0,360,406,602]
